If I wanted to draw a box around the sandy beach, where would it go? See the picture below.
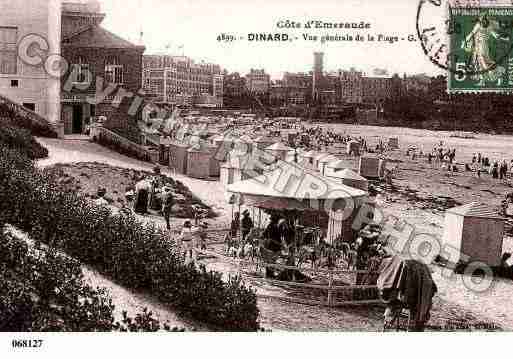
[36,125,513,330]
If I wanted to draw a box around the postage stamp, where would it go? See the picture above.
[416,0,513,92]
[447,6,513,92]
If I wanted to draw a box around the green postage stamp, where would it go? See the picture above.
[448,6,513,92]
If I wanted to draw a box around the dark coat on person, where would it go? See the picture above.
[377,256,437,325]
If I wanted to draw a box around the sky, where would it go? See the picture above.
[98,0,446,79]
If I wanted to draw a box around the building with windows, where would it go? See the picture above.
[245,69,270,94]
[339,69,363,104]
[0,0,61,126]
[60,1,145,136]
[142,54,223,108]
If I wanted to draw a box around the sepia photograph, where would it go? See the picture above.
[1,0,513,356]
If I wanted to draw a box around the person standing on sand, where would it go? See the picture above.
[241,210,254,243]
[231,212,240,241]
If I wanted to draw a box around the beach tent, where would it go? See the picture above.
[266,142,292,162]
[359,156,387,179]
[327,169,369,192]
[207,145,221,177]
[227,161,368,244]
[441,202,505,267]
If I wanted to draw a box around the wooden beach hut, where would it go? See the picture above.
[186,146,211,179]
[359,156,387,179]
[169,141,189,174]
[327,168,369,192]
[441,202,505,267]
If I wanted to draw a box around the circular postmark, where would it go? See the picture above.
[416,0,513,81]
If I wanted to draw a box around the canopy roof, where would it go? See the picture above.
[227,161,367,210]
[240,135,253,142]
[254,135,273,143]
[266,142,292,151]
[302,151,316,158]
[447,202,504,220]
[328,168,368,181]
[318,154,338,164]
[328,159,348,170]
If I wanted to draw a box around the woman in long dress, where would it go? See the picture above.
[462,15,509,85]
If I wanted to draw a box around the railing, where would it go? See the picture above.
[196,247,382,307]
[92,125,156,163]
[0,93,58,137]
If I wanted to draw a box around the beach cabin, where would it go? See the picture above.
[169,141,189,174]
[317,154,338,175]
[266,142,292,162]
[347,140,361,156]
[314,152,329,169]
[327,168,369,192]
[300,151,316,167]
[233,136,253,156]
[159,136,172,166]
[207,145,221,177]
[388,137,399,150]
[186,146,211,179]
[442,202,505,267]
[359,156,387,179]
[326,159,350,177]
[286,148,303,164]
[220,156,255,186]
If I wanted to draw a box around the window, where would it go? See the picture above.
[71,56,90,84]
[0,27,17,74]
[105,57,123,84]
[10,79,18,87]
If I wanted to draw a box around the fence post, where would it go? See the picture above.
[327,270,334,307]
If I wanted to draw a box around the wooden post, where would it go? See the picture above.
[327,270,334,307]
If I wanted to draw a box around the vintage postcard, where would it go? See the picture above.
[1,0,513,355]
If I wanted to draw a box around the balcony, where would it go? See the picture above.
[62,1,103,15]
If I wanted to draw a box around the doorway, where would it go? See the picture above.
[72,105,83,134]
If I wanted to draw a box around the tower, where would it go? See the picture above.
[312,52,324,101]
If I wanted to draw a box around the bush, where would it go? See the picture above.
[0,103,57,138]
[0,124,48,159]
[0,147,259,331]
[0,226,177,332]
